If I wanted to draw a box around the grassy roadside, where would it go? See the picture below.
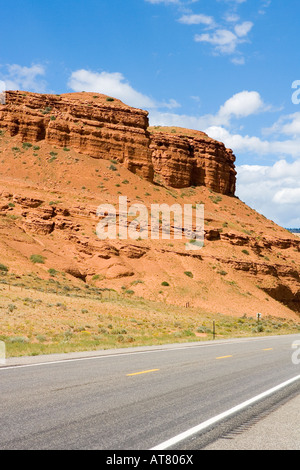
[0,273,299,358]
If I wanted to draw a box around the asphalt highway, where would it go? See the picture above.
[0,335,299,450]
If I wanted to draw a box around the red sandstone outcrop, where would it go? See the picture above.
[0,91,237,195]
[13,195,44,208]
[149,127,236,196]
[0,90,154,182]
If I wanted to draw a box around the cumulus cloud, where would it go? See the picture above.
[205,125,300,159]
[195,29,240,54]
[223,0,247,4]
[218,90,264,119]
[149,109,211,129]
[0,64,47,93]
[231,56,245,65]
[263,112,300,137]
[68,69,180,110]
[195,21,253,55]
[224,13,240,23]
[273,188,300,205]
[0,80,5,104]
[234,21,253,37]
[150,90,267,130]
[236,159,300,226]
[178,14,215,26]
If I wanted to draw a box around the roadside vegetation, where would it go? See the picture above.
[0,271,299,358]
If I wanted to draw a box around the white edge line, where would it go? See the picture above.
[0,336,281,371]
[150,374,300,450]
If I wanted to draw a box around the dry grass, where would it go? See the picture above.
[0,273,299,358]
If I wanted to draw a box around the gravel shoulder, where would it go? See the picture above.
[203,393,300,450]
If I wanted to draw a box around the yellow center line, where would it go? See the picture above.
[263,348,273,351]
[216,355,233,360]
[127,369,160,376]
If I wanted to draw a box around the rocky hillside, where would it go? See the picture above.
[0,91,236,195]
[0,91,299,321]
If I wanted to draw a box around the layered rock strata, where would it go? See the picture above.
[149,128,236,196]
[0,91,236,195]
[0,90,154,181]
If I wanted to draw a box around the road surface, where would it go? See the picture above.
[0,334,299,450]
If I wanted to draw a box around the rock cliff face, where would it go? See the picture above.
[0,91,236,195]
[149,127,236,196]
[0,90,154,182]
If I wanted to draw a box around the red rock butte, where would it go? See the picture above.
[0,90,236,196]
[0,90,299,321]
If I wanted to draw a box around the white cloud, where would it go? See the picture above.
[68,69,180,110]
[234,21,253,37]
[236,159,300,226]
[149,90,267,129]
[149,109,210,129]
[224,13,240,23]
[162,98,181,109]
[0,64,47,93]
[68,69,155,109]
[0,80,5,104]
[264,112,300,137]
[149,108,214,130]
[224,0,247,3]
[205,125,300,158]
[218,91,265,118]
[194,22,252,56]
[178,14,215,26]
[231,56,245,65]
[259,0,271,15]
[273,187,300,205]
[195,29,239,54]
[281,115,300,136]
[205,126,272,153]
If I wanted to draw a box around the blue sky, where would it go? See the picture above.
[1,0,300,227]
